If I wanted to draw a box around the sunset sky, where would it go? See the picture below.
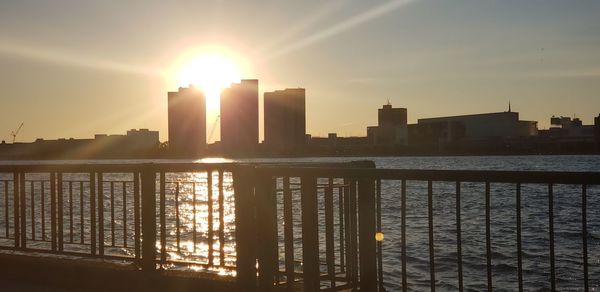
[1,0,599,143]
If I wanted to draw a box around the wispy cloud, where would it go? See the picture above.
[0,39,162,76]
[264,0,417,61]
[255,0,345,56]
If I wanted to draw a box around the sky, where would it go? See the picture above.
[0,0,599,143]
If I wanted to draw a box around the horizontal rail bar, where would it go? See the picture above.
[5,163,599,184]
[256,167,600,184]
[0,161,364,173]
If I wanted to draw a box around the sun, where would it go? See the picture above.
[175,52,242,108]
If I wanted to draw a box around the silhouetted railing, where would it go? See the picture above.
[0,163,598,291]
[252,166,600,291]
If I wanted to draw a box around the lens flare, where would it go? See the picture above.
[175,53,242,109]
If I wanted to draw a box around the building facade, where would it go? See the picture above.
[416,111,537,143]
[220,79,259,155]
[167,86,206,156]
[264,88,306,153]
[367,103,408,145]
[545,116,596,137]
[0,129,160,159]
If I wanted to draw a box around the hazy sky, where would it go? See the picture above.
[1,0,599,143]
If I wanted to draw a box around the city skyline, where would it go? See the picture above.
[1,1,599,142]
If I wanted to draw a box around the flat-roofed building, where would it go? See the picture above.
[125,129,160,152]
[167,86,206,157]
[264,88,306,153]
[416,111,537,143]
[367,103,408,145]
[220,79,259,155]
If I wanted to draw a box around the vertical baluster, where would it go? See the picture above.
[427,180,435,292]
[123,181,127,248]
[192,182,197,253]
[13,173,19,248]
[50,173,56,251]
[133,172,140,262]
[110,181,115,247]
[338,186,345,274]
[485,182,492,292]
[98,173,104,256]
[348,180,358,285]
[207,170,214,266]
[218,170,225,267]
[159,172,166,265]
[90,173,96,256]
[548,184,555,292]
[516,183,523,292]
[283,177,294,288]
[41,181,45,241]
[4,181,9,238]
[343,184,352,282]
[30,181,35,241]
[376,179,383,290]
[19,173,26,248]
[581,184,588,291]
[325,177,336,288]
[456,181,463,292]
[69,181,73,243]
[401,180,407,292]
[57,173,63,252]
[175,182,181,253]
[80,181,84,244]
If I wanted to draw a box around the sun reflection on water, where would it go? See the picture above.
[157,170,238,275]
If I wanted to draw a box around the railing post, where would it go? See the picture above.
[140,165,157,272]
[233,166,257,291]
[358,176,377,291]
[256,173,278,291]
[344,178,358,286]
[301,175,320,292]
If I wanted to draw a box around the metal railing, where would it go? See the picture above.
[0,162,599,291]
[253,166,600,291]
[0,164,239,269]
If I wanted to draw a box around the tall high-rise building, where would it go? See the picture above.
[220,79,259,155]
[264,88,306,153]
[167,86,206,156]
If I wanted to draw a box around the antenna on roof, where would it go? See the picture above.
[387,98,391,106]
[508,100,511,113]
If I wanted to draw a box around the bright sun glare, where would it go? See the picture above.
[176,53,242,107]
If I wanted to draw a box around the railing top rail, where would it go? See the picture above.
[0,162,232,173]
[1,161,599,184]
[255,166,600,185]
[0,161,369,173]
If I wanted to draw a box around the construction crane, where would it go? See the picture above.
[10,122,24,143]
[208,115,220,143]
